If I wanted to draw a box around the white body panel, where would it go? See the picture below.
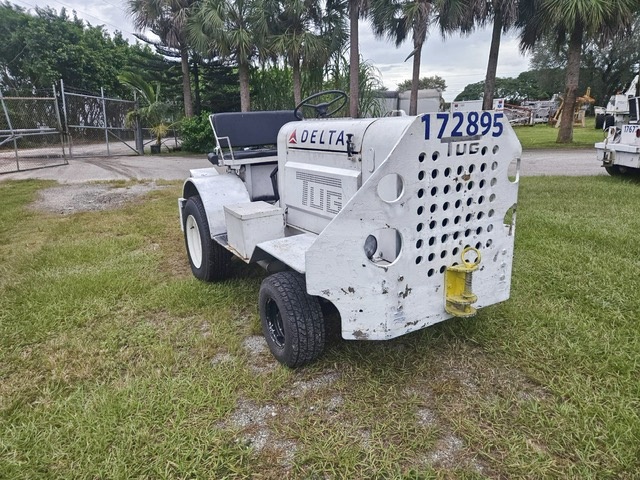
[224,202,284,260]
[595,122,640,169]
[302,114,520,340]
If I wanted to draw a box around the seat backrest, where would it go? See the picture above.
[211,110,299,149]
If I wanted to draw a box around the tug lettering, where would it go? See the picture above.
[447,141,480,157]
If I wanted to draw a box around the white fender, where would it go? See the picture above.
[179,168,250,237]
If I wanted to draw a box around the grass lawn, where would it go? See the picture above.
[1,177,639,479]
[514,117,607,150]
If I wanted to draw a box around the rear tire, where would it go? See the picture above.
[183,195,232,282]
[259,271,325,368]
[605,165,622,176]
[595,113,605,129]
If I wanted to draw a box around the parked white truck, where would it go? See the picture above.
[178,91,521,367]
[595,78,640,176]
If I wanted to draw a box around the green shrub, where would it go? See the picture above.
[179,113,214,153]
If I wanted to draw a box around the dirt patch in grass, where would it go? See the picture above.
[31,182,166,214]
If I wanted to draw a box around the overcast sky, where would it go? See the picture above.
[14,0,531,101]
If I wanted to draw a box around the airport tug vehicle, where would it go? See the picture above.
[178,91,521,367]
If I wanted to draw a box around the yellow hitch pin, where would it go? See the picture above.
[444,247,482,318]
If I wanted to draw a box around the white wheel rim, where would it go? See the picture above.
[185,215,203,268]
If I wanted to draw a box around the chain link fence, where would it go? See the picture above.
[61,83,140,158]
[0,87,67,174]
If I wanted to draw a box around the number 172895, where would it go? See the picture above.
[421,112,504,140]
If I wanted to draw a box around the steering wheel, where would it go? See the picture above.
[294,90,348,119]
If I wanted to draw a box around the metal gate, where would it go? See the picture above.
[0,87,68,174]
[60,81,141,158]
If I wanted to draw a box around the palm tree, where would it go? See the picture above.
[269,0,327,105]
[189,0,269,112]
[519,0,639,143]
[349,0,371,117]
[127,0,195,118]
[370,0,433,115]
[437,0,519,110]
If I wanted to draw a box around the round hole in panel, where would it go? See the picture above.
[491,161,498,170]
[455,183,463,192]
[454,216,461,224]
[453,247,460,255]
[490,178,497,186]
[431,169,439,179]
[443,201,450,211]
[429,220,437,229]
[431,186,438,196]
[443,185,451,194]
[455,199,462,208]
[457,165,464,175]
[478,195,485,204]
[430,204,437,213]
[487,224,494,232]
[465,229,471,237]
[453,231,460,240]
[488,209,495,217]
[416,256,423,265]
[486,239,493,247]
[428,253,435,262]
[476,227,483,235]
[466,213,473,222]
[417,206,424,215]
[469,164,476,173]
[440,265,447,273]
[365,228,403,267]
[432,152,439,161]
[492,145,500,154]
[442,218,449,227]
[481,162,487,171]
[419,152,426,162]
[444,167,451,177]
[441,234,448,242]
[475,241,482,249]
[466,197,473,207]
[428,268,435,277]
[490,193,496,202]
[416,239,423,249]
[378,173,404,202]
[481,146,488,156]
[477,211,484,220]
[440,250,448,258]
[418,170,426,181]
[479,179,486,188]
[418,188,425,198]
[468,181,474,190]
[417,223,424,232]
[428,237,436,246]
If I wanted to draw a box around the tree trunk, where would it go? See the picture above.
[557,24,583,143]
[193,56,201,116]
[292,56,302,106]
[349,0,359,118]
[483,12,502,111]
[239,61,251,112]
[409,41,423,116]
[180,47,194,118]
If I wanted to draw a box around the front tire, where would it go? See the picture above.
[183,195,231,282]
[259,271,325,368]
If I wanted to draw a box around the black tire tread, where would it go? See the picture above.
[259,271,325,367]
[183,195,232,282]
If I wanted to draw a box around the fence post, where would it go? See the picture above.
[60,79,72,158]
[101,87,110,156]
[0,89,20,172]
[52,83,67,162]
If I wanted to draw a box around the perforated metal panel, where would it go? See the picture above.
[305,113,521,340]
